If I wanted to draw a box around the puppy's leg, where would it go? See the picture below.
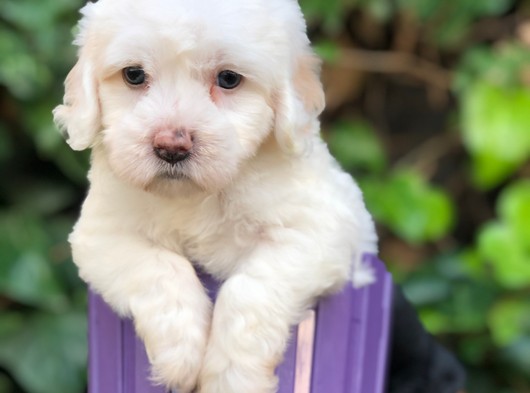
[198,243,345,393]
[71,231,211,393]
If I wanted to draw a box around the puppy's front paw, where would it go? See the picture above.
[132,284,212,393]
[198,349,278,393]
[148,337,207,393]
[196,274,292,393]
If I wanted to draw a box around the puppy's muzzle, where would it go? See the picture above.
[153,129,193,164]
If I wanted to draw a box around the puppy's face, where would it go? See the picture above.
[54,0,325,194]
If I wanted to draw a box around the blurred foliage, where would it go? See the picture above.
[0,0,529,392]
[0,0,88,392]
[303,0,530,391]
[457,43,530,188]
[361,169,455,244]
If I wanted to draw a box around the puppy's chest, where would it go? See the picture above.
[154,206,265,277]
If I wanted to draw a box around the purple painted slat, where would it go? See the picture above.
[134,333,165,393]
[310,255,392,393]
[88,292,124,393]
[88,255,392,393]
[123,321,136,392]
[351,255,392,393]
[351,256,392,393]
[311,285,357,392]
[276,328,298,393]
[123,320,166,393]
[348,279,370,393]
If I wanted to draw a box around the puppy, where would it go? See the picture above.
[54,0,378,392]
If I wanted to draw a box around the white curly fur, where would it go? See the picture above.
[54,0,378,392]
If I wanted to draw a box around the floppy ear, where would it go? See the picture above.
[274,51,325,154]
[53,54,101,151]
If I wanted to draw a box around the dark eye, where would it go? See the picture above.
[217,70,242,89]
[123,66,146,86]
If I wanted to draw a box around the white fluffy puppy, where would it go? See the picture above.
[54,0,378,392]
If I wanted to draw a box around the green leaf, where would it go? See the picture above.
[457,44,530,188]
[0,0,82,100]
[453,46,495,93]
[327,120,387,173]
[476,180,530,288]
[457,43,530,93]
[24,103,66,154]
[0,311,87,393]
[418,308,450,334]
[0,252,68,310]
[0,30,50,99]
[402,276,450,306]
[461,81,530,188]
[469,152,520,190]
[362,171,454,243]
[425,261,497,334]
[0,212,68,310]
[398,0,513,47]
[299,0,346,34]
[0,0,81,31]
[478,222,530,288]
[313,41,341,64]
[498,180,530,248]
[462,82,530,161]
[417,279,496,334]
[488,298,530,346]
[460,248,490,280]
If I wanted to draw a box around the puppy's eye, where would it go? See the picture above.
[123,66,146,86]
[216,70,242,90]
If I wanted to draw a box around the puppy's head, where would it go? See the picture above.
[54,0,325,193]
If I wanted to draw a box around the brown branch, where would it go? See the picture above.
[334,48,452,91]
[393,131,461,177]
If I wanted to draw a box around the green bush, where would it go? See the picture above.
[305,0,529,391]
[0,1,88,392]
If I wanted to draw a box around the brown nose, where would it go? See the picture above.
[153,129,193,164]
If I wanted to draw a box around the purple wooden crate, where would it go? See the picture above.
[88,254,392,393]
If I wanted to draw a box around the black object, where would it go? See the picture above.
[388,285,467,393]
